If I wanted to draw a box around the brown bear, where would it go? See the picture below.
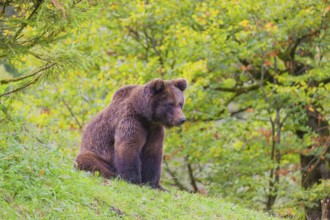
[75,78,187,189]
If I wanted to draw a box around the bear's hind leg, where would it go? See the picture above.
[75,151,115,178]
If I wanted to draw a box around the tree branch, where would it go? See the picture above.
[0,72,43,98]
[0,62,56,98]
[302,141,330,186]
[185,156,199,193]
[12,0,45,40]
[188,109,225,123]
[0,63,56,85]
[163,158,191,192]
[61,98,83,129]
[1,0,9,14]
[315,77,330,86]
[205,83,260,94]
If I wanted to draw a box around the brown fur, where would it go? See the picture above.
[75,78,187,189]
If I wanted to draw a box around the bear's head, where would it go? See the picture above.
[144,78,187,127]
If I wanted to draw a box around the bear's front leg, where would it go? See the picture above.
[114,120,147,185]
[141,127,165,189]
[141,148,163,189]
[115,148,142,184]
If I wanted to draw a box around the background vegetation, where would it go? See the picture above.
[1,0,329,219]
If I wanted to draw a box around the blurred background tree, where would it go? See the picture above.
[1,0,329,219]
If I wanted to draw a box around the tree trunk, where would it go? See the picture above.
[298,109,330,220]
[322,199,330,220]
[300,154,322,220]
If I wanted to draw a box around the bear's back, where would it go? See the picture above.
[80,84,140,160]
[111,85,138,104]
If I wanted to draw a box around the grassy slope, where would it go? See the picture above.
[1,177,279,220]
[1,166,279,219]
[0,128,279,220]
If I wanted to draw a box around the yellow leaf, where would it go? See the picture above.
[26,25,33,31]
[265,22,278,32]
[3,29,10,36]
[308,107,315,112]
[239,20,249,27]
[233,140,244,150]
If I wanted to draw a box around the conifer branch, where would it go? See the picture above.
[12,0,45,40]
[0,73,43,98]
[0,62,56,98]
[0,63,56,85]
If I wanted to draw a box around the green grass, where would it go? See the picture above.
[0,128,280,220]
[1,177,279,220]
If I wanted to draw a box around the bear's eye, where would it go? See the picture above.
[165,102,175,107]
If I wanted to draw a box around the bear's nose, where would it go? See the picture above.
[179,118,186,124]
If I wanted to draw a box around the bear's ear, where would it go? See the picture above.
[148,78,165,94]
[173,78,187,91]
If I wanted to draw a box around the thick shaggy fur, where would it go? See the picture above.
[75,78,187,189]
